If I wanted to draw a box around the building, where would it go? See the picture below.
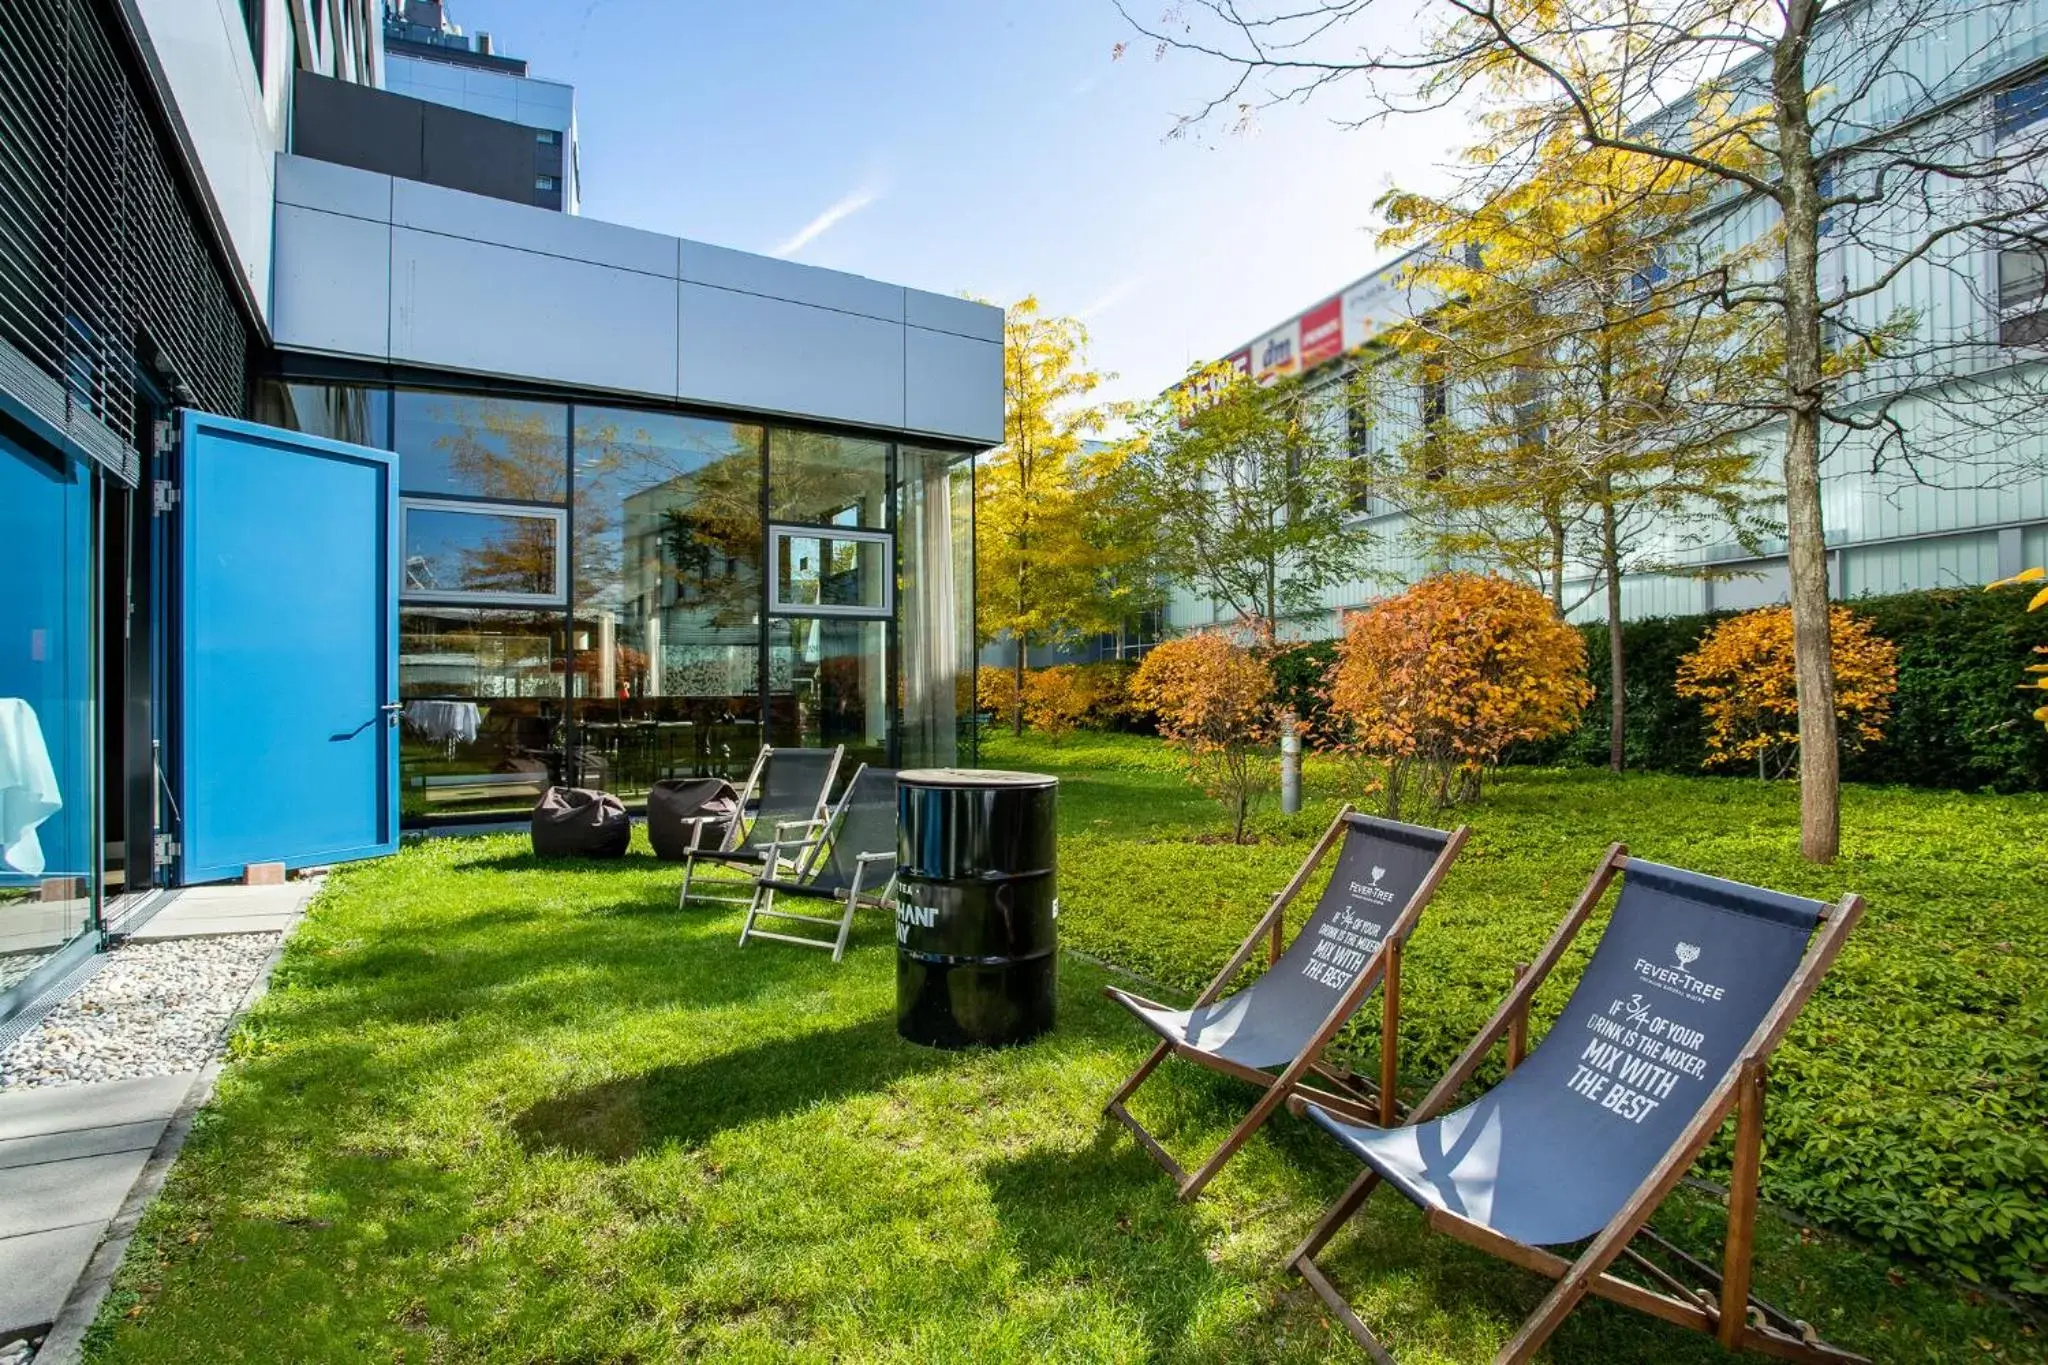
[0,0,999,1022]
[1164,2,2048,638]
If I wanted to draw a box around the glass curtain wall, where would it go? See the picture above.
[256,377,976,817]
[0,435,97,1007]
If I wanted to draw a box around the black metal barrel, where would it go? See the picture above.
[895,768,1058,1049]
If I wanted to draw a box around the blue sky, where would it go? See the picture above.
[435,1,1461,406]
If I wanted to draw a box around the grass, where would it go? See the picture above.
[85,736,2046,1362]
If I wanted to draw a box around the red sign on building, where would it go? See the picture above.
[1298,295,1344,370]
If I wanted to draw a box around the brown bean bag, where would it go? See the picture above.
[531,786,631,859]
[647,778,739,862]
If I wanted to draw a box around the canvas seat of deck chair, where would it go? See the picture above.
[678,744,843,907]
[1102,807,1468,1202]
[1287,845,1867,1365]
[739,764,899,962]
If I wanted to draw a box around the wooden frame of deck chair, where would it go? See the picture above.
[677,744,844,908]
[1284,843,1868,1365]
[1102,806,1469,1202]
[738,764,899,961]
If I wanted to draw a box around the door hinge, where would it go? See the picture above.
[152,480,179,515]
[152,833,180,869]
[153,418,178,454]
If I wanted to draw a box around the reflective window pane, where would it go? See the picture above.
[769,617,889,771]
[773,530,890,612]
[402,504,562,601]
[394,390,568,502]
[571,407,766,790]
[768,429,889,527]
[399,608,566,819]
[251,378,390,448]
[0,442,96,996]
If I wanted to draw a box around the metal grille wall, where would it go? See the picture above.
[0,0,253,478]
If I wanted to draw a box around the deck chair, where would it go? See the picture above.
[1286,844,1867,1365]
[738,764,899,961]
[677,744,843,907]
[1103,807,1468,1201]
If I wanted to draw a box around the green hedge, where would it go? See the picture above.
[1515,587,2048,791]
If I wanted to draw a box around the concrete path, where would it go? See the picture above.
[0,1075,193,1338]
[129,879,318,941]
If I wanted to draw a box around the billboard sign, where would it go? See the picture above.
[1298,295,1344,369]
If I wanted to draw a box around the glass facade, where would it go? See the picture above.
[261,378,977,819]
[0,436,98,1000]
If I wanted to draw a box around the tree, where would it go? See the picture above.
[1129,632,1276,841]
[975,297,1120,732]
[1119,0,2048,864]
[1371,119,1776,772]
[1325,573,1591,815]
[1676,605,1900,778]
[1127,366,1373,638]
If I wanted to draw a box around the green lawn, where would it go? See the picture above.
[87,737,2046,1363]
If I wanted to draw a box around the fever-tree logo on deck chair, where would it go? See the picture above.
[1675,941,1701,971]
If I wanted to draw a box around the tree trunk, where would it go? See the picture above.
[1774,11,1841,863]
[1550,517,1567,612]
[1601,492,1625,773]
[1011,638,1027,736]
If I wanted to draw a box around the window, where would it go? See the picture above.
[251,379,390,449]
[1995,73,2048,141]
[1344,398,1374,513]
[536,129,560,146]
[400,500,567,605]
[769,525,893,616]
[1420,368,1448,481]
[536,175,560,192]
[769,429,890,527]
[238,0,263,80]
[393,391,568,501]
[1991,79,2048,347]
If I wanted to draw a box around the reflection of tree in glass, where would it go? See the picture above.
[455,517,556,595]
[769,430,888,526]
[441,403,568,502]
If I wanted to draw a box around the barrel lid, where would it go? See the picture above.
[898,767,1058,789]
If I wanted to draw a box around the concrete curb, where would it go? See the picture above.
[31,883,317,1365]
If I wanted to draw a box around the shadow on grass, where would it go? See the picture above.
[509,1013,954,1160]
[981,1128,1271,1358]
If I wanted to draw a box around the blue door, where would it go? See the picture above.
[176,411,398,884]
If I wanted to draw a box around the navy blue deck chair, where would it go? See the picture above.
[738,764,899,961]
[677,744,843,907]
[1103,806,1468,1201]
[1287,844,1866,1365]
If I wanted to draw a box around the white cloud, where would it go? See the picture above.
[1077,274,1145,321]
[772,185,883,258]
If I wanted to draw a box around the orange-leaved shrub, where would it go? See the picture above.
[1022,666,1092,744]
[1674,604,1899,778]
[1327,572,1592,815]
[1987,567,2048,732]
[976,665,1020,727]
[1128,632,1275,842]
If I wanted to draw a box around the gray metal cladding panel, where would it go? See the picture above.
[680,242,905,323]
[420,103,547,207]
[905,289,1003,343]
[905,327,1003,445]
[392,227,679,396]
[270,206,393,358]
[274,154,391,220]
[292,72,426,182]
[678,284,906,430]
[390,174,675,276]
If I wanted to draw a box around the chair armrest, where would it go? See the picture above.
[855,851,896,865]
[774,818,827,837]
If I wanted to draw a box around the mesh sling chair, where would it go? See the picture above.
[677,744,844,907]
[1286,844,1867,1365]
[738,764,900,961]
[1103,806,1469,1202]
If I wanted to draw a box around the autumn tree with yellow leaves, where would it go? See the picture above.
[1327,573,1591,816]
[1129,631,1276,842]
[1676,606,1899,779]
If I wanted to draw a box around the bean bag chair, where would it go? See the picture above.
[647,777,739,862]
[531,786,631,859]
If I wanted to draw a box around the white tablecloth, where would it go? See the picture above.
[403,700,483,747]
[0,698,62,877]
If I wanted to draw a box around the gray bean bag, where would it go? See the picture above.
[647,778,739,862]
[531,786,631,859]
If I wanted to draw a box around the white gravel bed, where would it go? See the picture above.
[0,934,281,1090]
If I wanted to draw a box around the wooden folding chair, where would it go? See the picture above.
[678,744,843,907]
[1286,844,1867,1365]
[739,764,899,962]
[1103,806,1468,1201]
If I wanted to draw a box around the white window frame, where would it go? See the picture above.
[766,523,894,618]
[400,498,568,607]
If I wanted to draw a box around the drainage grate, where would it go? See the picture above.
[0,951,107,1055]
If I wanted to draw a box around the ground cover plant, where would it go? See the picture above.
[87,736,2045,1362]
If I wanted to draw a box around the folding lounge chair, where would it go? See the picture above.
[1103,807,1469,1201]
[677,744,843,907]
[1287,844,1867,1365]
[738,764,899,961]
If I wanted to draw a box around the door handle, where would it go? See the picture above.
[382,702,402,726]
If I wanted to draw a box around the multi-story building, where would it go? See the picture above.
[1164,3,2048,638]
[0,0,998,1026]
